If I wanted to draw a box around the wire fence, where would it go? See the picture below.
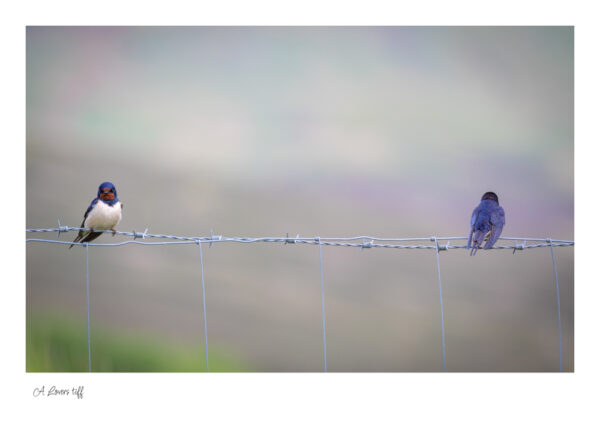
[26,225,574,372]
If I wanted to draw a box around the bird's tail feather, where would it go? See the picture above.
[470,230,486,256]
[68,236,81,249]
[69,230,85,249]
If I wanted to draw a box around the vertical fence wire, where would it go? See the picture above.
[317,237,328,372]
[198,242,209,372]
[548,239,563,372]
[432,237,447,372]
[85,243,91,373]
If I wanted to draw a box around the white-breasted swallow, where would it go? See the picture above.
[69,182,123,248]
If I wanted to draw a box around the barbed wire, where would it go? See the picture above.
[26,224,573,372]
[26,226,574,251]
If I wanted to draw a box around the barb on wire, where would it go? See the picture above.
[56,219,70,239]
[26,226,574,251]
[132,228,148,240]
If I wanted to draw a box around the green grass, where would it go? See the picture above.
[27,314,251,372]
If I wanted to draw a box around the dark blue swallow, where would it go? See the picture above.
[69,182,123,248]
[467,191,505,256]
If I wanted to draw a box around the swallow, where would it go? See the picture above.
[467,191,505,256]
[69,182,123,248]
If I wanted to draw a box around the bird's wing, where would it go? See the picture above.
[83,198,98,221]
[467,207,478,248]
[484,206,505,249]
[78,230,103,244]
[69,198,98,248]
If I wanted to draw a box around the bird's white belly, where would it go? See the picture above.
[84,201,122,230]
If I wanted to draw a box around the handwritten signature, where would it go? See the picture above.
[33,386,84,399]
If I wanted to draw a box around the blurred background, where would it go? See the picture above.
[26,26,573,372]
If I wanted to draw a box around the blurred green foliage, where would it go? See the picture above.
[27,314,251,372]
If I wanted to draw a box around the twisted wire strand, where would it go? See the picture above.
[26,227,574,250]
